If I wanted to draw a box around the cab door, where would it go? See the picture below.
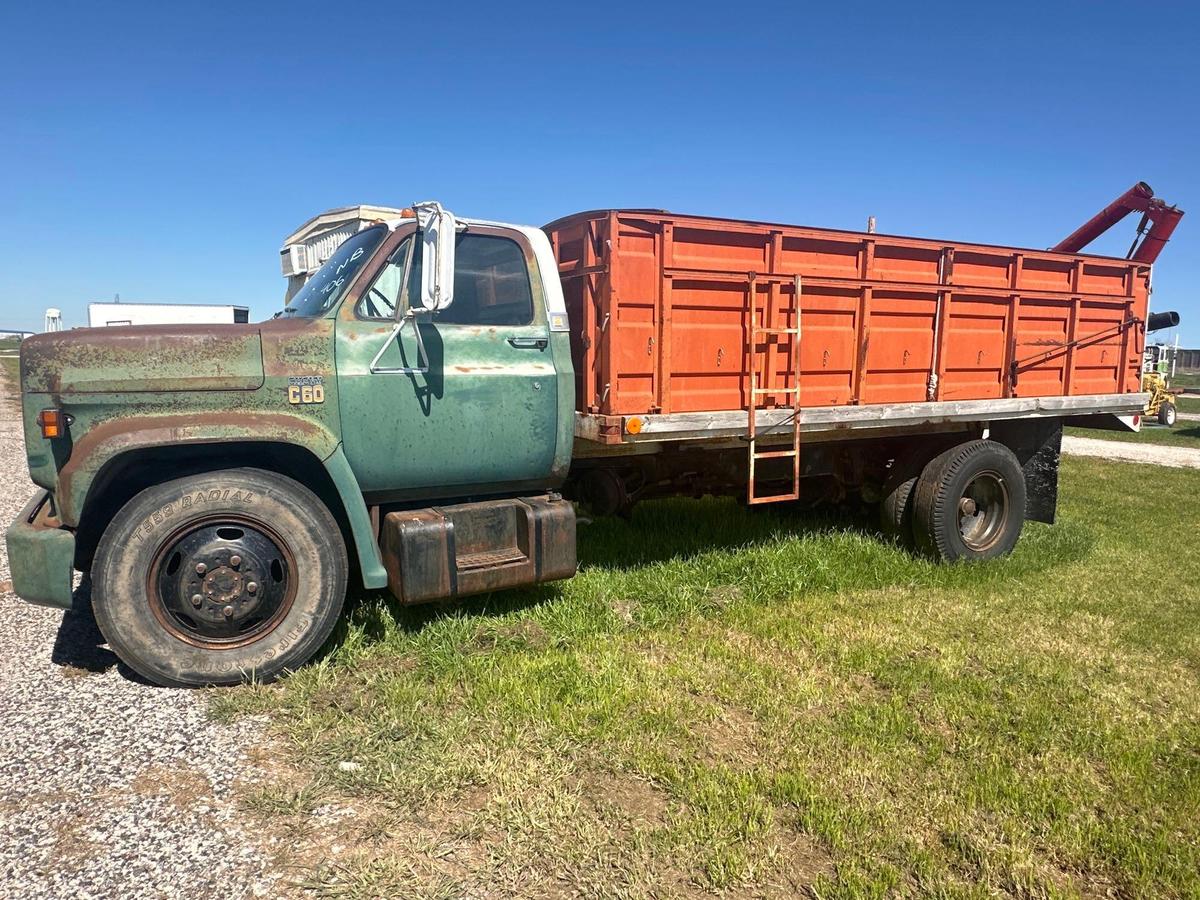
[336,225,559,499]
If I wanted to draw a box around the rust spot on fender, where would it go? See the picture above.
[260,317,335,378]
[58,411,331,525]
[21,325,265,394]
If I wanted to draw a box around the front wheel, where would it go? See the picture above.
[1159,402,1177,428]
[93,468,348,687]
[911,440,1026,562]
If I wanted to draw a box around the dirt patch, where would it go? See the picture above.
[708,584,744,609]
[697,705,760,764]
[573,770,670,829]
[353,653,421,677]
[309,682,370,717]
[761,822,836,897]
[129,765,213,809]
[471,620,549,654]
[236,754,498,897]
[610,597,638,626]
[48,813,105,870]
[58,664,94,680]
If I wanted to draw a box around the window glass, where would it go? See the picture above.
[355,236,413,320]
[410,234,534,326]
[282,225,386,318]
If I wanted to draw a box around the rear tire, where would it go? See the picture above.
[911,440,1026,562]
[879,472,918,547]
[1159,402,1177,427]
[92,468,348,687]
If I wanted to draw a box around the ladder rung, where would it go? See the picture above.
[752,386,800,395]
[753,449,798,460]
[748,490,800,505]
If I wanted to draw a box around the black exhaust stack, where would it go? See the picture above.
[1146,311,1180,333]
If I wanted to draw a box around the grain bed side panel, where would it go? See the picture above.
[544,211,1151,417]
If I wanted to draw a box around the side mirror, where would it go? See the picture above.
[413,200,456,311]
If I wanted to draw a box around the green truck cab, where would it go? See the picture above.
[7,204,578,686]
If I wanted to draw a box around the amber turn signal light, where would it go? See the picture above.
[37,409,67,439]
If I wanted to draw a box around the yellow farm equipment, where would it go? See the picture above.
[1143,369,1178,426]
[1142,311,1182,427]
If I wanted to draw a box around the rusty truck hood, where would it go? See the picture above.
[21,323,266,394]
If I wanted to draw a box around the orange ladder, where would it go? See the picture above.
[747,273,802,504]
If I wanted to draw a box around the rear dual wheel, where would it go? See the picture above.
[878,470,919,549]
[911,440,1026,562]
[92,468,347,687]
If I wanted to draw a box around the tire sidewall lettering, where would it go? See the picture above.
[131,489,257,544]
[176,613,316,676]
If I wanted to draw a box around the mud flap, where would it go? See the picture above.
[989,419,1062,525]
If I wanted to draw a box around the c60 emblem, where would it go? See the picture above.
[287,376,326,405]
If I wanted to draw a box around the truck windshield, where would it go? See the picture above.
[280,225,387,317]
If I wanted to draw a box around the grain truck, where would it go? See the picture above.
[6,186,1183,686]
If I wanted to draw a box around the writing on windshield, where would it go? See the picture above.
[282,225,387,317]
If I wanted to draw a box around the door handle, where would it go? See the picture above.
[508,337,548,350]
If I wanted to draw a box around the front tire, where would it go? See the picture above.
[1159,402,1177,428]
[911,440,1026,562]
[92,468,348,687]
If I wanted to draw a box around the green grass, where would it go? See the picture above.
[213,457,1200,899]
[1065,422,1200,449]
[1170,371,1200,391]
[1177,394,1200,414]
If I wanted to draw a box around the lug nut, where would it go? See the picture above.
[222,605,234,618]
[190,594,203,608]
[196,563,207,575]
[230,555,241,568]
[246,582,258,594]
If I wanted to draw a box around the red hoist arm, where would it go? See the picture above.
[1053,181,1184,264]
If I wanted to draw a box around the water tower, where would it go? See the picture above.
[44,308,63,332]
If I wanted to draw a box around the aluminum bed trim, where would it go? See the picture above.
[575,393,1149,445]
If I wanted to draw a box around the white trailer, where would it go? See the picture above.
[280,205,406,303]
[87,302,250,328]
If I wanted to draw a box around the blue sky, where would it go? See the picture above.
[2,1,1197,345]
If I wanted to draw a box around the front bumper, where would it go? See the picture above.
[5,491,76,609]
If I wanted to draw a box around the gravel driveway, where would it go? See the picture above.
[0,380,283,899]
[1060,434,1200,468]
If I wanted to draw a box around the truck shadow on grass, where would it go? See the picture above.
[45,496,1097,680]
[332,495,1098,652]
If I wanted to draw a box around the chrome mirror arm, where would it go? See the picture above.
[369,309,432,374]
